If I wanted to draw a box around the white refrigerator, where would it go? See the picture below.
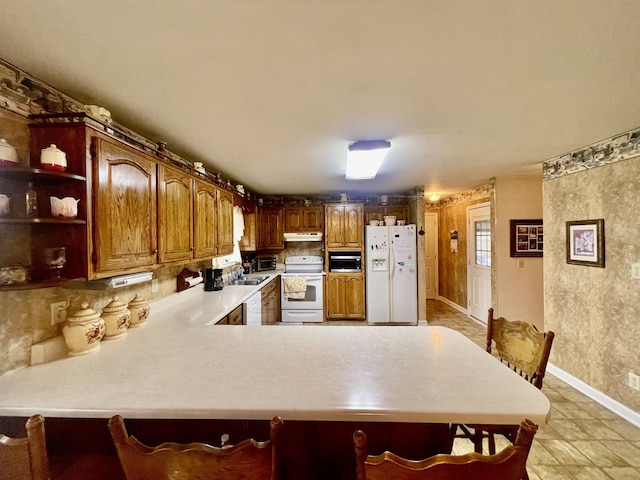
[365,224,418,324]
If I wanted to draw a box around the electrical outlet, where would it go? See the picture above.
[151,279,159,293]
[50,300,67,325]
[629,372,640,391]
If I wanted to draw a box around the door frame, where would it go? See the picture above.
[466,202,491,322]
[424,212,439,300]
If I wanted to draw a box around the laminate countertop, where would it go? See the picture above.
[0,278,550,426]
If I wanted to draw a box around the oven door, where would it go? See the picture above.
[281,274,324,310]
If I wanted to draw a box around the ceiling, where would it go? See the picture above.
[0,1,639,197]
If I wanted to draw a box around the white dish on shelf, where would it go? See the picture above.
[0,139,18,165]
[50,197,79,218]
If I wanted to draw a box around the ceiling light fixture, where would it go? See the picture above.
[428,192,441,202]
[345,140,391,180]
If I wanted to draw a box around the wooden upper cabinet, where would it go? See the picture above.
[283,207,323,232]
[364,205,409,224]
[157,164,193,263]
[258,207,283,249]
[325,204,363,249]
[193,178,218,258]
[194,180,234,258]
[92,137,157,276]
[217,188,234,255]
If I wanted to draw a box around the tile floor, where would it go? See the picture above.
[426,299,640,480]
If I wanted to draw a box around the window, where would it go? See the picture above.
[475,220,491,267]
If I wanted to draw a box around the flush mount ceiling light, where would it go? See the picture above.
[345,140,391,180]
[428,192,441,202]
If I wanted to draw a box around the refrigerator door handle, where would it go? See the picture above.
[388,236,395,321]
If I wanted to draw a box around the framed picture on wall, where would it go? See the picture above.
[510,219,543,257]
[566,219,605,267]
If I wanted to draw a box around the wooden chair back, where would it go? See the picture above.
[108,415,283,480]
[486,307,554,389]
[0,414,50,480]
[354,419,537,480]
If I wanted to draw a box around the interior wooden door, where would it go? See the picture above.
[92,138,157,276]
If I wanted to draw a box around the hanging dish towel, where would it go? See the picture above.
[283,277,307,299]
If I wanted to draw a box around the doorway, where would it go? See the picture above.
[467,203,491,322]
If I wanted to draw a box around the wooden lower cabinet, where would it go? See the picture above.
[261,277,281,325]
[216,304,244,325]
[326,273,365,320]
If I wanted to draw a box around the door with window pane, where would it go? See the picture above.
[467,203,491,321]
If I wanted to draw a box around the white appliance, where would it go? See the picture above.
[244,290,262,325]
[365,224,418,324]
[281,255,325,323]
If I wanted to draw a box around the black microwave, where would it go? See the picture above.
[255,255,277,272]
[328,251,362,272]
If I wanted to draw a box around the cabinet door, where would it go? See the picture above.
[325,274,345,319]
[302,207,323,231]
[239,207,257,251]
[283,208,303,232]
[261,277,280,325]
[193,178,218,258]
[385,206,408,222]
[326,273,365,320]
[92,138,157,275]
[343,205,363,247]
[325,205,345,248]
[228,304,244,325]
[259,207,283,249]
[343,274,365,319]
[157,164,193,263]
[217,188,234,255]
[364,207,384,224]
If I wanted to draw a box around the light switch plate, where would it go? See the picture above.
[50,300,67,325]
[632,263,640,279]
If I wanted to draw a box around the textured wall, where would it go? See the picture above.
[544,158,640,412]
[494,176,544,330]
[438,196,490,309]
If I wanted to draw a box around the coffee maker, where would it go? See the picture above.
[204,268,224,291]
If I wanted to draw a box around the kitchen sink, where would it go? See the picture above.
[228,276,270,286]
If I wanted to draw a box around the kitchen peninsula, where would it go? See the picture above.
[0,279,550,479]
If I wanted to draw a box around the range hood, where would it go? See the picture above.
[284,232,323,242]
[64,272,153,290]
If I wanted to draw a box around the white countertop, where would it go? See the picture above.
[0,278,550,425]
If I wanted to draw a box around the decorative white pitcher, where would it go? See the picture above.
[50,197,79,218]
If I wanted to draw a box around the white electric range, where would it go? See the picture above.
[281,255,325,323]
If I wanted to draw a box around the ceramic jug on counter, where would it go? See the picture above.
[101,296,131,340]
[128,293,150,328]
[62,302,105,356]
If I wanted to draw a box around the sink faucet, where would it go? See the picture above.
[232,264,243,279]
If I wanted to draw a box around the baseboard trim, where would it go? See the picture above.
[437,296,467,315]
[547,363,640,428]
